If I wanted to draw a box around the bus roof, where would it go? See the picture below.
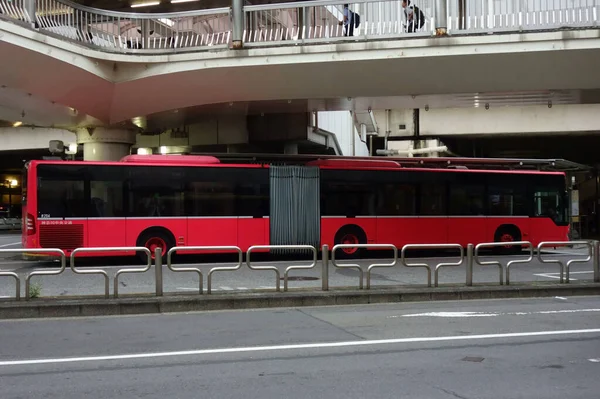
[27,155,572,176]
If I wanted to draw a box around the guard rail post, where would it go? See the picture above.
[155,247,163,297]
[466,243,474,286]
[593,240,600,283]
[322,244,329,291]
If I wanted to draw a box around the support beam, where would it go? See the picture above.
[0,127,76,151]
[419,104,600,137]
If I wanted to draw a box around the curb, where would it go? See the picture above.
[1,283,600,319]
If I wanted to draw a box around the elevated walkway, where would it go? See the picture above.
[0,0,598,151]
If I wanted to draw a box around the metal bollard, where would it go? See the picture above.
[466,244,474,286]
[155,247,163,297]
[322,244,329,291]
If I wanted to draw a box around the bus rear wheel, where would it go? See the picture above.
[137,229,175,263]
[334,226,366,259]
[494,226,522,255]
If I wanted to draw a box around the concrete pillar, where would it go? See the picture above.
[434,0,448,35]
[232,0,243,49]
[141,20,150,49]
[76,127,136,161]
[298,7,306,39]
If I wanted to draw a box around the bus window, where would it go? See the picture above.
[420,183,446,215]
[534,190,566,224]
[449,184,485,216]
[488,185,527,216]
[378,183,416,216]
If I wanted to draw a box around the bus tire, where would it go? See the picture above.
[334,225,367,259]
[136,228,175,263]
[494,225,522,255]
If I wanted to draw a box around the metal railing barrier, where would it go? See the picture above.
[0,249,42,301]
[322,244,329,291]
[401,244,464,288]
[205,246,243,294]
[281,245,317,292]
[330,244,370,289]
[70,247,151,298]
[113,247,152,298]
[474,241,533,286]
[537,241,593,284]
[246,245,318,292]
[363,244,398,290]
[24,248,67,300]
[168,246,241,295]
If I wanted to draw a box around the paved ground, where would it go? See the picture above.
[0,296,599,398]
[0,233,595,298]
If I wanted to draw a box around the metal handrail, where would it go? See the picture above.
[55,0,229,19]
[0,0,596,54]
[401,244,464,288]
[474,241,533,286]
[537,241,594,283]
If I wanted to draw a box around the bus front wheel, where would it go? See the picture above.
[137,228,175,263]
[334,226,367,259]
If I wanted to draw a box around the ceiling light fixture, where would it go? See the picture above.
[131,1,160,8]
[171,0,199,3]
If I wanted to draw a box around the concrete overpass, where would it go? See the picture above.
[0,0,598,161]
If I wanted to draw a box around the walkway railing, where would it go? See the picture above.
[0,0,598,54]
[0,240,599,301]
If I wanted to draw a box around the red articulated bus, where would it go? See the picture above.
[22,154,570,260]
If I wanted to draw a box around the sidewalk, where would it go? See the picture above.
[1,282,599,320]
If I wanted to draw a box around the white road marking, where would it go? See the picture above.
[534,271,593,281]
[176,287,198,291]
[0,242,21,248]
[588,358,600,363]
[534,273,577,281]
[554,297,568,301]
[0,328,599,367]
[394,309,600,318]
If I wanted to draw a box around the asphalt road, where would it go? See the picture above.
[0,296,599,398]
[0,233,595,298]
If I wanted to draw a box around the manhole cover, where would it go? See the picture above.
[281,276,320,281]
[462,356,485,363]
